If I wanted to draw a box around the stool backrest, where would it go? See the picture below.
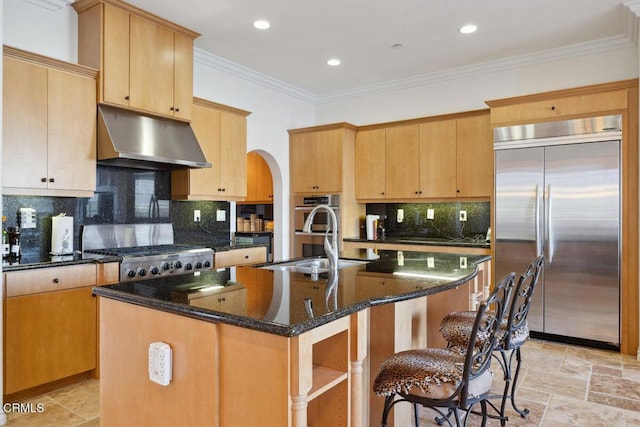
[461,272,516,407]
[503,255,544,349]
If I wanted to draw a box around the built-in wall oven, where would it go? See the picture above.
[292,195,340,258]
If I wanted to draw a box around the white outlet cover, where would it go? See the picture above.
[427,209,434,220]
[216,209,226,221]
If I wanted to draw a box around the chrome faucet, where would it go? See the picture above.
[302,204,339,270]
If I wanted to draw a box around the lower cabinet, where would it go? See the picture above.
[214,246,267,268]
[4,264,99,397]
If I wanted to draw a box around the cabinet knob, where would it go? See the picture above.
[456,189,460,193]
[124,95,130,100]
[175,107,180,112]
[170,106,174,111]
[381,192,385,195]
[244,255,249,259]
[41,177,47,183]
[53,278,59,284]
[49,178,55,183]
[551,105,556,111]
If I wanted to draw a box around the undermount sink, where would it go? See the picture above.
[260,258,369,274]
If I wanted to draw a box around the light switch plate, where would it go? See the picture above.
[427,209,434,220]
[216,209,226,221]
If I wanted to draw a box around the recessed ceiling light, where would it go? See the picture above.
[327,58,341,66]
[459,24,477,34]
[253,20,270,30]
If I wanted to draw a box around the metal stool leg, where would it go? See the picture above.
[510,347,529,418]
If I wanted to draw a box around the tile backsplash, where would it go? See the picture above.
[3,166,230,260]
[366,201,490,242]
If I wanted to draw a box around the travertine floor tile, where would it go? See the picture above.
[544,394,626,426]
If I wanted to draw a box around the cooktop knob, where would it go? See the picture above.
[195,261,203,269]
[150,266,160,275]
[161,262,171,271]
[204,260,211,268]
[138,268,147,277]
[126,269,136,278]
[185,263,193,271]
[174,260,183,269]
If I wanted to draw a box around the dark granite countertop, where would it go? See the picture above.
[344,236,491,249]
[2,253,122,272]
[94,250,491,337]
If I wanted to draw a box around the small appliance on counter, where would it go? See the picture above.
[51,213,74,255]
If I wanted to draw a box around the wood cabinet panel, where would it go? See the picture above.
[290,132,319,193]
[2,57,48,190]
[189,286,247,316]
[5,264,97,297]
[2,49,97,197]
[244,151,274,203]
[315,129,343,193]
[355,128,386,199]
[385,124,420,199]
[214,246,267,268]
[5,286,97,395]
[419,120,457,197]
[290,128,344,193]
[455,114,492,197]
[172,32,194,120]
[171,99,249,200]
[102,3,130,106]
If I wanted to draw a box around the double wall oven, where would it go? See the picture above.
[292,195,340,258]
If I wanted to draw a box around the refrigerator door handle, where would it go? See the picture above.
[546,184,554,262]
[535,184,542,256]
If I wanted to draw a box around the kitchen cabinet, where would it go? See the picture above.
[187,283,248,316]
[73,0,199,121]
[214,246,267,268]
[354,128,386,199]
[4,264,98,398]
[242,151,274,203]
[2,47,97,197]
[289,123,357,194]
[172,98,251,201]
[355,111,492,201]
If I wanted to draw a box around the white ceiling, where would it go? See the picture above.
[122,1,637,97]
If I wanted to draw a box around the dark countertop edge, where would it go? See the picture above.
[3,256,122,272]
[92,264,481,337]
[210,243,269,252]
[343,237,490,249]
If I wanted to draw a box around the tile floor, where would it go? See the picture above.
[2,339,640,426]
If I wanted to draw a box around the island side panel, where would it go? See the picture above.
[99,298,219,427]
[218,323,291,427]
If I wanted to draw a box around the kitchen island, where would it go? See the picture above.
[94,250,490,427]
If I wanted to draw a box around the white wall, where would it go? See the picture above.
[316,46,639,126]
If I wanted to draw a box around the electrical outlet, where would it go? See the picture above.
[459,210,467,222]
[427,209,434,220]
[427,256,435,268]
[397,209,404,223]
[193,210,201,222]
[459,256,468,269]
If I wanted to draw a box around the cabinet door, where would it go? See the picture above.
[47,68,97,193]
[290,132,318,193]
[2,57,48,190]
[355,128,386,199]
[255,152,274,202]
[456,114,493,197]
[172,32,193,120]
[129,15,175,117]
[315,129,343,193]
[5,287,97,395]
[102,3,130,106]
[245,151,258,201]
[385,124,420,199]
[419,120,457,198]
[183,103,221,196]
[219,111,247,197]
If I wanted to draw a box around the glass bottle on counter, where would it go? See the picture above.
[2,216,9,261]
[8,227,21,261]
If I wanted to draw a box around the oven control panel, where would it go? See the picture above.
[120,249,214,282]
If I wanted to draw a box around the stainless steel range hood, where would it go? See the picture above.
[97,105,211,170]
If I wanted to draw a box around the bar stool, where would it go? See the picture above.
[372,272,516,427]
[439,255,544,425]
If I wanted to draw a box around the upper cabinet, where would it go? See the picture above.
[171,98,251,201]
[355,111,492,201]
[73,0,199,121]
[243,151,274,204]
[2,47,98,197]
[289,124,357,194]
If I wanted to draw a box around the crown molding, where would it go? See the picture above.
[195,8,637,106]
[194,48,317,104]
[624,0,640,17]
[19,0,74,11]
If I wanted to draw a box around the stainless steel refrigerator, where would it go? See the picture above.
[494,115,621,347]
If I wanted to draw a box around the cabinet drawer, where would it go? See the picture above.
[5,263,97,297]
[490,90,628,126]
[214,246,267,268]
